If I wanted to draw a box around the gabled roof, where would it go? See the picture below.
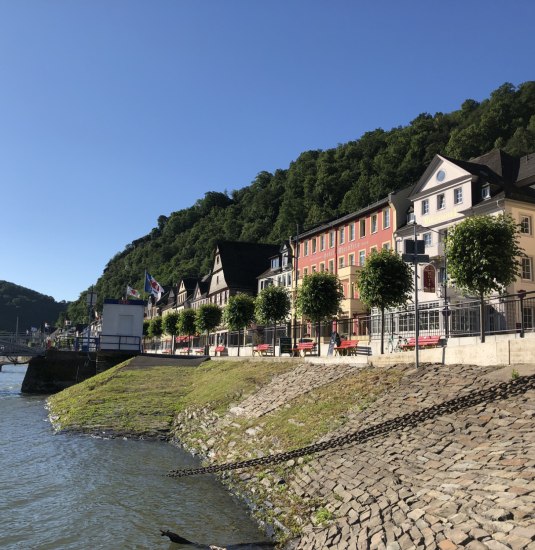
[178,277,198,296]
[215,241,279,292]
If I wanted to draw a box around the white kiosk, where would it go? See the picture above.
[99,299,144,352]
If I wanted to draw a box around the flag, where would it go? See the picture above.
[126,285,141,299]
[144,271,164,299]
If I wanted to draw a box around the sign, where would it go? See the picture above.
[404,239,425,255]
[86,291,98,307]
[402,254,430,264]
[279,337,292,356]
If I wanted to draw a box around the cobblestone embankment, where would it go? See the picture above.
[173,362,535,550]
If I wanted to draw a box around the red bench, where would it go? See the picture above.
[401,336,442,350]
[334,340,359,356]
[214,345,226,356]
[253,343,272,356]
[292,341,317,357]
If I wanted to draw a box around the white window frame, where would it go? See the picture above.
[454,187,463,205]
[482,185,490,200]
[421,199,429,215]
[371,214,378,233]
[423,232,432,247]
[339,227,345,244]
[520,215,532,236]
[522,257,533,281]
[383,209,390,229]
[437,194,446,210]
[349,223,355,241]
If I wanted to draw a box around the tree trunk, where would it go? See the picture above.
[480,295,486,343]
[317,321,321,356]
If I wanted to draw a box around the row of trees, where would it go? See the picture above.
[143,272,344,355]
[144,214,523,354]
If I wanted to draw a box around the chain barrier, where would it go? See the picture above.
[168,373,535,478]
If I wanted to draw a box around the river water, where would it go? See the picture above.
[0,364,267,549]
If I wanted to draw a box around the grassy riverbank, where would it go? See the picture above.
[47,358,297,437]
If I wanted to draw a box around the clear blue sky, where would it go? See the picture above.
[1,1,534,302]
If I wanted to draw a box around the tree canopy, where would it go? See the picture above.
[446,214,523,342]
[357,249,413,353]
[255,285,291,326]
[295,272,344,323]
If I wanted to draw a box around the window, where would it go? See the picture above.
[454,187,463,205]
[320,234,325,251]
[271,257,279,269]
[407,211,415,224]
[382,242,391,250]
[423,232,432,247]
[328,259,334,273]
[371,214,378,233]
[522,257,533,281]
[320,262,325,272]
[360,219,366,237]
[304,241,309,256]
[311,238,317,253]
[311,265,316,273]
[359,250,366,266]
[370,246,378,254]
[339,227,345,244]
[482,185,490,199]
[383,209,390,229]
[348,253,355,266]
[421,199,429,215]
[521,215,532,236]
[339,256,345,268]
[349,223,355,241]
[303,267,308,276]
[329,231,335,248]
[437,194,445,210]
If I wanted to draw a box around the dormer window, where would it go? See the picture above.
[271,257,280,269]
[481,185,491,200]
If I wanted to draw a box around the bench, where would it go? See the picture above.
[214,345,226,356]
[292,341,317,357]
[253,343,272,356]
[193,347,205,355]
[334,339,359,356]
[401,336,442,350]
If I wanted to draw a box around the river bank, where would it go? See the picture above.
[47,358,535,549]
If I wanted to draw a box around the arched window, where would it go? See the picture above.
[423,265,436,293]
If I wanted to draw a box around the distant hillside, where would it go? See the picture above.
[65,81,535,322]
[0,281,69,333]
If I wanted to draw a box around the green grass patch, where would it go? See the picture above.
[47,359,295,436]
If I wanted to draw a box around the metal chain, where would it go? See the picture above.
[168,373,535,478]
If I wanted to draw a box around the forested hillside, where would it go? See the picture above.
[65,82,535,323]
[0,281,68,333]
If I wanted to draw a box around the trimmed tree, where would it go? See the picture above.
[147,316,163,351]
[223,293,256,356]
[195,303,223,355]
[446,214,523,342]
[295,272,344,355]
[177,309,197,355]
[357,249,413,354]
[255,285,291,354]
[163,311,180,354]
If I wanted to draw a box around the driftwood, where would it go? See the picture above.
[160,529,276,549]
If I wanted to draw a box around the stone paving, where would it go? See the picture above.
[284,363,535,549]
[234,362,359,418]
